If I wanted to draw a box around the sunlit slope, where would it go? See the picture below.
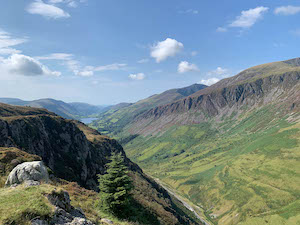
[122,58,300,225]
[124,105,300,224]
[91,84,207,135]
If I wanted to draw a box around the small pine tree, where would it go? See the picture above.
[97,152,133,214]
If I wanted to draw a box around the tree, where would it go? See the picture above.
[97,152,133,214]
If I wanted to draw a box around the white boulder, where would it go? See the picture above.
[5,161,49,187]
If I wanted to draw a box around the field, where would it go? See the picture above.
[123,106,300,224]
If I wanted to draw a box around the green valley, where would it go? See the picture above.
[91,58,300,225]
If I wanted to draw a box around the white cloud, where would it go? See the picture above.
[27,0,70,19]
[198,78,220,86]
[0,29,27,55]
[36,53,73,60]
[0,54,61,76]
[216,27,227,32]
[137,58,149,64]
[74,70,93,77]
[229,6,269,28]
[151,38,184,63]
[274,6,300,15]
[94,63,127,72]
[0,48,22,55]
[48,0,82,8]
[178,61,199,73]
[38,53,127,76]
[207,67,229,76]
[129,73,146,80]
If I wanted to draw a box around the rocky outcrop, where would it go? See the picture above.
[128,69,300,135]
[0,114,138,190]
[5,161,49,187]
[32,189,94,225]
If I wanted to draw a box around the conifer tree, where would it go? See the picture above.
[98,152,133,214]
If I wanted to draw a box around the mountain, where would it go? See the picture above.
[94,58,300,224]
[0,103,200,225]
[91,83,207,135]
[69,102,107,116]
[0,98,106,119]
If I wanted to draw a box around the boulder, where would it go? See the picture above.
[5,161,49,187]
[100,218,114,224]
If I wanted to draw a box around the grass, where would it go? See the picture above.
[0,184,55,225]
[123,106,300,225]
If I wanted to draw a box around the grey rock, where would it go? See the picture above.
[24,180,41,187]
[100,218,114,224]
[69,217,94,225]
[5,161,49,187]
[31,219,48,225]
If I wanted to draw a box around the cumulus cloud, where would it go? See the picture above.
[0,54,61,76]
[0,29,27,55]
[274,6,300,15]
[198,78,220,86]
[229,6,269,28]
[27,0,70,19]
[128,73,146,80]
[178,61,199,73]
[151,38,184,63]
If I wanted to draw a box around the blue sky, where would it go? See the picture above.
[0,0,299,105]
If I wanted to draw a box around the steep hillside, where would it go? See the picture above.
[0,98,105,119]
[0,103,200,225]
[91,83,207,135]
[112,58,300,224]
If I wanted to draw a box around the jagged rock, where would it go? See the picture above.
[44,189,95,225]
[100,218,114,224]
[5,161,49,187]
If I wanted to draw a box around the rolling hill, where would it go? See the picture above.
[0,98,106,119]
[93,58,300,224]
[91,83,207,135]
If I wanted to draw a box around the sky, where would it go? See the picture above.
[0,0,300,105]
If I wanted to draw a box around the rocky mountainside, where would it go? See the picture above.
[110,58,300,225]
[129,58,300,135]
[0,98,105,119]
[91,83,207,136]
[0,103,200,225]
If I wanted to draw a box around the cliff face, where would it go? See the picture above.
[0,105,138,190]
[129,67,300,135]
[0,104,200,225]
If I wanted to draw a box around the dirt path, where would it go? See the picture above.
[154,178,211,225]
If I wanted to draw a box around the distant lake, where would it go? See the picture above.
[80,117,98,124]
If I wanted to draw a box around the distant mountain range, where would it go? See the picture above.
[0,98,107,119]
[91,57,300,225]
[91,83,207,134]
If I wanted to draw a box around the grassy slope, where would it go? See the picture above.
[91,84,206,135]
[123,105,300,225]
